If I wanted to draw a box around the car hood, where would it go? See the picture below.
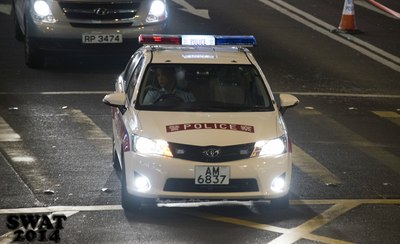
[136,111,281,146]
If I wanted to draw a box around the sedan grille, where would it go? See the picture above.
[169,142,255,162]
[164,178,259,192]
[59,1,139,26]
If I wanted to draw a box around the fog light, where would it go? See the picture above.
[271,174,286,193]
[133,172,151,192]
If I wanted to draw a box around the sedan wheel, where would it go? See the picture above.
[24,36,45,68]
[120,153,142,213]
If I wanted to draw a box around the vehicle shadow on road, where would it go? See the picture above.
[43,54,131,74]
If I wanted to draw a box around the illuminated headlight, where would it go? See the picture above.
[33,0,56,23]
[271,173,286,193]
[133,172,151,192]
[252,135,287,157]
[146,0,167,23]
[133,135,172,157]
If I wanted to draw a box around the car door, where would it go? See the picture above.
[113,52,143,157]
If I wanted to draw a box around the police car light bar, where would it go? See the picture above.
[138,34,256,47]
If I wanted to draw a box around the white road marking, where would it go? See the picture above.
[0,152,43,208]
[1,146,55,193]
[0,199,399,243]
[0,91,111,95]
[269,201,360,244]
[0,116,21,142]
[292,144,341,186]
[296,108,400,175]
[0,4,11,15]
[355,0,397,19]
[171,0,210,19]
[0,205,122,214]
[259,0,400,72]
[1,91,399,98]
[275,92,400,98]
[372,111,400,127]
[0,118,55,194]
[67,109,112,155]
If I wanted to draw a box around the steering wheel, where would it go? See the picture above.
[153,93,184,104]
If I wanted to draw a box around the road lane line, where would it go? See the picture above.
[0,116,21,142]
[290,105,343,188]
[355,0,397,19]
[266,0,400,65]
[275,92,400,98]
[0,4,11,15]
[1,91,399,98]
[1,145,56,194]
[269,201,360,244]
[366,0,400,19]
[0,152,43,207]
[2,199,398,214]
[292,144,341,186]
[184,210,290,233]
[67,109,112,155]
[372,111,400,127]
[259,0,400,72]
[0,91,111,95]
[295,108,400,175]
[290,199,400,205]
[0,205,122,214]
[0,200,398,243]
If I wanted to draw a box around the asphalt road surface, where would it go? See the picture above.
[0,0,399,243]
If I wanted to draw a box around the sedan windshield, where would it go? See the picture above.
[135,64,274,112]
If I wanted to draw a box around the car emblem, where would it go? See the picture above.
[203,148,220,158]
[94,8,109,16]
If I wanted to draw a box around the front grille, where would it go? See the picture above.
[70,23,133,28]
[169,142,255,162]
[164,178,259,192]
[59,1,139,22]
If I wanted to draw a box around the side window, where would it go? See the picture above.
[123,53,141,91]
[126,57,144,103]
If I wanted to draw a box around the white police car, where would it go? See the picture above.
[103,34,299,212]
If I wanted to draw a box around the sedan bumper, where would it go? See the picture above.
[123,151,292,201]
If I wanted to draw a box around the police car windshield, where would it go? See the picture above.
[136,64,274,112]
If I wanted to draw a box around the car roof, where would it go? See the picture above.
[146,46,253,65]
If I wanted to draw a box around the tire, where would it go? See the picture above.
[120,153,141,213]
[12,2,24,41]
[112,139,121,172]
[270,194,289,209]
[24,35,45,68]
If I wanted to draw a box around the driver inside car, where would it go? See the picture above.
[143,67,196,105]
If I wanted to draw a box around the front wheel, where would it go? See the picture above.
[120,153,141,213]
[12,3,24,41]
[270,194,289,209]
[24,36,45,68]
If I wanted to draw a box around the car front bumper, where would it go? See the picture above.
[123,152,292,201]
[26,18,167,54]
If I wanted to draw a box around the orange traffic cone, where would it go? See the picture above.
[334,0,362,34]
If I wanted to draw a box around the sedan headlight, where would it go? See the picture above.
[252,135,287,157]
[33,0,56,23]
[146,0,167,23]
[133,135,172,157]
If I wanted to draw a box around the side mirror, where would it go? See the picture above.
[102,93,127,107]
[278,94,299,114]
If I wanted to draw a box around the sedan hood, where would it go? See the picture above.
[136,111,280,146]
